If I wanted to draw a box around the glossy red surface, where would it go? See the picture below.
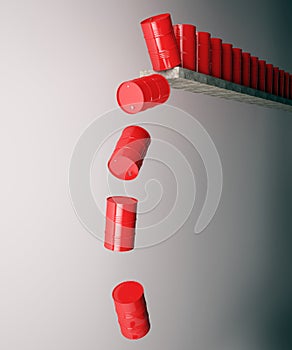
[273,67,279,95]
[250,56,259,89]
[265,64,273,94]
[232,48,242,84]
[211,38,222,78]
[108,126,151,181]
[196,32,211,74]
[242,52,251,87]
[117,74,170,114]
[104,196,138,252]
[141,13,180,71]
[258,60,266,91]
[222,43,233,81]
[112,281,150,340]
[173,24,196,71]
[279,69,285,97]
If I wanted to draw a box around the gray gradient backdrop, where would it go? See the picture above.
[0,0,292,349]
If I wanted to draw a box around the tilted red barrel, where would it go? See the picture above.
[108,126,151,181]
[117,74,170,114]
[141,13,180,71]
[112,281,151,340]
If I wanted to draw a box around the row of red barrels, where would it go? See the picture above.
[140,13,292,99]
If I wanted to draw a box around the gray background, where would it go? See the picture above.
[0,0,291,349]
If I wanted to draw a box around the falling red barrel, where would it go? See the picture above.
[173,24,196,71]
[108,125,151,181]
[196,32,211,74]
[284,72,290,99]
[222,43,233,81]
[112,281,151,340]
[273,67,279,95]
[117,74,170,114]
[242,52,251,87]
[279,69,285,97]
[232,48,242,84]
[141,13,181,71]
[250,56,259,89]
[211,38,222,78]
[265,64,273,94]
[258,60,266,91]
[104,196,138,252]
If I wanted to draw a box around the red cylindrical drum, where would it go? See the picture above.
[279,70,285,97]
[104,197,138,252]
[242,52,251,87]
[141,13,181,71]
[272,67,279,95]
[173,24,196,71]
[222,43,233,81]
[290,74,292,100]
[232,48,242,84]
[117,74,170,114]
[112,281,150,340]
[196,32,211,74]
[108,126,151,181]
[284,72,290,99]
[258,60,266,91]
[211,38,222,78]
[250,56,259,89]
[265,64,273,94]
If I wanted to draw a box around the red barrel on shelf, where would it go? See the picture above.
[196,32,211,74]
[232,48,242,84]
[273,67,279,95]
[250,56,259,89]
[104,196,138,252]
[173,24,196,71]
[284,72,290,99]
[290,74,292,100]
[112,281,151,340]
[242,52,251,87]
[211,38,222,78]
[108,125,151,181]
[265,64,273,94]
[258,60,266,91]
[117,74,170,114]
[141,13,181,71]
[222,43,233,81]
[279,69,285,97]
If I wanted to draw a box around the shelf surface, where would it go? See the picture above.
[140,67,292,113]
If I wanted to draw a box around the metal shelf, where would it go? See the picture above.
[140,67,292,113]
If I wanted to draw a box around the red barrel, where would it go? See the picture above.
[173,24,196,71]
[222,43,233,81]
[211,38,222,78]
[250,56,259,89]
[196,32,211,74]
[108,126,151,181]
[242,52,251,87]
[265,64,273,94]
[141,13,180,71]
[290,74,292,100]
[279,69,285,97]
[232,48,242,84]
[273,67,279,95]
[258,60,266,91]
[104,197,138,252]
[284,72,290,99]
[117,74,170,114]
[112,281,150,340]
